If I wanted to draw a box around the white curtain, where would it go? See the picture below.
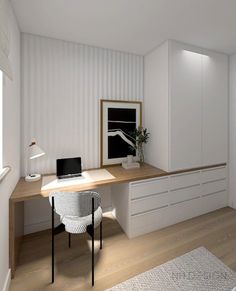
[0,0,12,80]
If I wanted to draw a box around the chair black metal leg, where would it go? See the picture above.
[92,197,95,287]
[92,228,94,286]
[51,196,55,284]
[68,233,71,248]
[100,221,102,250]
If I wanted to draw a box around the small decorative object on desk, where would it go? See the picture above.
[130,126,150,165]
[127,155,133,164]
[122,155,140,169]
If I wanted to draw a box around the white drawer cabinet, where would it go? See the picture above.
[131,192,169,216]
[201,190,227,214]
[130,206,171,238]
[170,185,201,205]
[200,166,227,215]
[170,171,200,190]
[202,179,226,197]
[201,167,226,183]
[111,165,228,239]
[130,177,168,199]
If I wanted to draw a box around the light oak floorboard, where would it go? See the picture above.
[10,207,236,291]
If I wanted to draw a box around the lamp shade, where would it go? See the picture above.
[29,142,45,160]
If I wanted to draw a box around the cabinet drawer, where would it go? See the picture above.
[201,167,226,183]
[130,206,172,238]
[130,197,202,238]
[202,179,226,197]
[130,177,169,200]
[170,171,200,190]
[201,190,227,214]
[131,192,169,216]
[170,185,201,205]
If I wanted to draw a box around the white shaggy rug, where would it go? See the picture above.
[106,247,236,291]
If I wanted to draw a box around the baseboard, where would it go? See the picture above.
[2,269,11,291]
[24,206,113,234]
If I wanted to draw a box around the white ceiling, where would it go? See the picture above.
[11,0,236,55]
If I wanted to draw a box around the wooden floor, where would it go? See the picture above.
[10,207,236,291]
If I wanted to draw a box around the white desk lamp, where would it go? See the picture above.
[25,140,45,182]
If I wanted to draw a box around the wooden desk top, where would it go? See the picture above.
[10,164,167,202]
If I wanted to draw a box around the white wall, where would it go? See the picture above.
[229,54,236,208]
[0,3,20,291]
[21,34,143,234]
[21,33,143,175]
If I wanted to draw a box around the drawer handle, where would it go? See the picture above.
[131,204,168,217]
[170,183,200,192]
[131,190,168,201]
[170,196,200,206]
[202,190,226,197]
[202,178,226,185]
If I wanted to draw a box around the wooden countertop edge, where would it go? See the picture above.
[10,193,43,203]
[10,163,227,202]
[40,173,169,195]
[10,172,168,202]
[168,163,227,175]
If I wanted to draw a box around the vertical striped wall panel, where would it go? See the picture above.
[21,33,144,175]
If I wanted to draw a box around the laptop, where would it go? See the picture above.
[56,157,82,179]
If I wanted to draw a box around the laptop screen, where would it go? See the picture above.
[56,157,82,178]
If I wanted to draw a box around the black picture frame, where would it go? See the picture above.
[100,100,142,167]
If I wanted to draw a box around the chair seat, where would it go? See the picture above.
[61,206,103,234]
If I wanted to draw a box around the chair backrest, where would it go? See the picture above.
[49,191,101,217]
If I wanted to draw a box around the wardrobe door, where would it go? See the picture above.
[202,52,228,165]
[169,42,202,171]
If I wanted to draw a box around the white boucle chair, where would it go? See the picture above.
[49,191,103,286]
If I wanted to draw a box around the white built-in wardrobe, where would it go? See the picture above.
[112,40,228,238]
[144,40,228,172]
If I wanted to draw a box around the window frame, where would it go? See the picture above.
[0,70,3,171]
[0,70,11,182]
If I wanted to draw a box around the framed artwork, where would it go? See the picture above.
[100,99,142,167]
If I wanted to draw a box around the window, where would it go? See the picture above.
[0,70,10,180]
[0,71,11,181]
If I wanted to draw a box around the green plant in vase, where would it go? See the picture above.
[130,126,150,165]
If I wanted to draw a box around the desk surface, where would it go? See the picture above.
[10,164,167,202]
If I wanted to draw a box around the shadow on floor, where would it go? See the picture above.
[17,215,124,282]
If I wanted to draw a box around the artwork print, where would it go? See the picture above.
[101,100,142,166]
